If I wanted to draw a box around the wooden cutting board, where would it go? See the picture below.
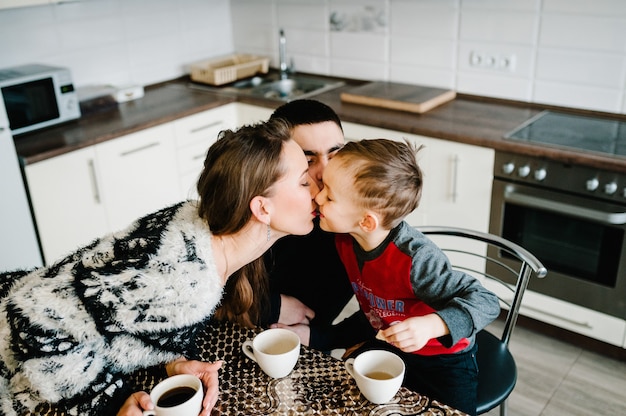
[340,81,456,114]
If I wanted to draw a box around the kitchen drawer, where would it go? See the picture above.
[484,280,626,347]
[178,140,211,200]
[174,104,237,148]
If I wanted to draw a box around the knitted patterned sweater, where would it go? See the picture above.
[0,201,224,415]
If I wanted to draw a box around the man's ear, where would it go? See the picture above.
[250,195,271,225]
[359,212,380,233]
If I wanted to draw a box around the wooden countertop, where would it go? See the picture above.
[14,75,626,174]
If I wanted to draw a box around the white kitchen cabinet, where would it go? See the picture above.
[174,104,238,200]
[419,138,494,231]
[25,146,109,263]
[343,122,494,232]
[236,103,274,125]
[95,123,181,233]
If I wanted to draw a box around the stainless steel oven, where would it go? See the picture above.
[489,111,626,320]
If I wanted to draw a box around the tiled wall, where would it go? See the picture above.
[2,0,625,115]
[232,0,626,115]
[0,0,233,88]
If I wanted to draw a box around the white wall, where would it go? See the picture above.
[232,0,626,115]
[0,0,233,88]
[2,0,625,115]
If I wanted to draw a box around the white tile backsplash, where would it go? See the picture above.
[460,0,540,12]
[390,2,459,39]
[391,65,455,89]
[457,71,532,101]
[278,2,328,31]
[2,0,626,114]
[534,81,622,113]
[543,0,626,16]
[0,0,232,88]
[540,14,626,52]
[460,10,538,44]
[330,31,387,62]
[331,57,387,81]
[391,38,456,69]
[535,49,625,89]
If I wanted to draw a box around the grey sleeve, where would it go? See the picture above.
[409,243,501,347]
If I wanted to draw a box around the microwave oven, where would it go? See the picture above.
[0,63,81,135]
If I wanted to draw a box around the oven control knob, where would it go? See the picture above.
[604,182,618,195]
[502,162,515,175]
[586,177,599,192]
[518,165,530,178]
[534,168,547,181]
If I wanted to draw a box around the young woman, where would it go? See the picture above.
[0,119,318,416]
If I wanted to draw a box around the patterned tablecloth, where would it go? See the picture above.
[194,320,467,416]
[36,320,468,415]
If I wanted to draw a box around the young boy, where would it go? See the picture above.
[315,138,500,416]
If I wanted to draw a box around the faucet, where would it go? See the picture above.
[279,29,289,79]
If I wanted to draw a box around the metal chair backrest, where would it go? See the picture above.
[418,226,547,346]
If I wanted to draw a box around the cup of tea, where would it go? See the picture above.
[345,349,405,404]
[242,328,300,378]
[142,374,203,416]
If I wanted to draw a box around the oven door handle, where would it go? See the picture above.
[504,185,626,225]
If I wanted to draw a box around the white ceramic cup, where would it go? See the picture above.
[345,349,405,404]
[242,328,300,378]
[142,374,203,416]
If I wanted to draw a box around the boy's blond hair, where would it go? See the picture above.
[333,138,423,229]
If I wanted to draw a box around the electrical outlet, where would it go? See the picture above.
[469,51,516,72]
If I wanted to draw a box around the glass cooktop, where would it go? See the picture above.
[505,110,626,157]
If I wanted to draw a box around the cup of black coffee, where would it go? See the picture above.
[142,374,203,416]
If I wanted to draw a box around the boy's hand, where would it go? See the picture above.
[379,314,449,353]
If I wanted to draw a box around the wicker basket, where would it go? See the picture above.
[190,54,270,86]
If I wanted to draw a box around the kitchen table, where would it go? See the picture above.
[36,319,468,415]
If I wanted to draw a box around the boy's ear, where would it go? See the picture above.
[250,195,271,224]
[359,212,380,233]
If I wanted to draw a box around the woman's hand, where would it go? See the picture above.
[278,294,315,325]
[116,391,152,416]
[165,357,223,416]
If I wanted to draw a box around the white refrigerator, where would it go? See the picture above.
[0,99,43,271]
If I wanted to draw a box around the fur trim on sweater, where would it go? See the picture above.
[0,201,223,415]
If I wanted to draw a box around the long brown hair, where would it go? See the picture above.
[196,118,293,327]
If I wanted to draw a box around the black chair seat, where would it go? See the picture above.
[419,226,546,415]
[476,330,517,414]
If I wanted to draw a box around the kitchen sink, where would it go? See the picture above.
[189,74,345,101]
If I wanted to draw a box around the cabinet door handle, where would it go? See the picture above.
[120,142,159,157]
[451,154,459,203]
[88,159,101,204]
[191,121,222,134]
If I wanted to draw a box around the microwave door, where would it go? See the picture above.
[2,77,60,132]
